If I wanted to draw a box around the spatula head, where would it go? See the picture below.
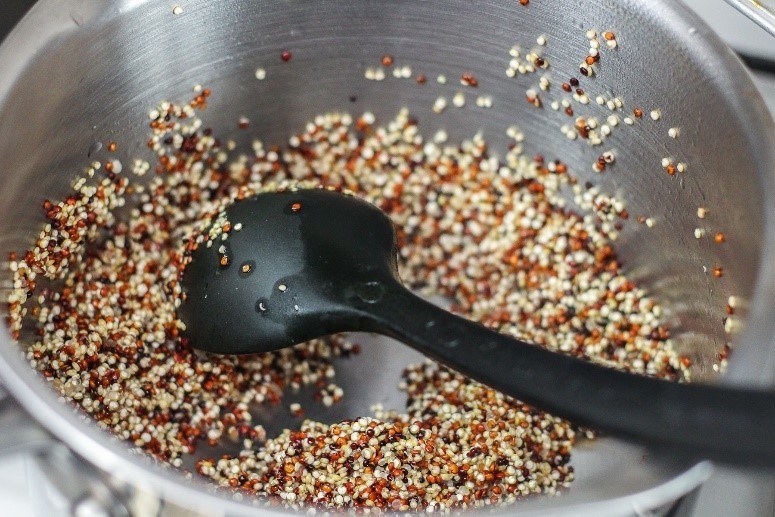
[179,189,399,354]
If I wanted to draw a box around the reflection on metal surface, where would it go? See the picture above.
[724,0,775,35]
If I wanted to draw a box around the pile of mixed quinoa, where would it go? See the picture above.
[6,89,691,512]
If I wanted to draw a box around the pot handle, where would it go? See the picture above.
[0,387,58,456]
[724,0,775,37]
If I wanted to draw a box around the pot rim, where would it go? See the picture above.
[0,0,772,515]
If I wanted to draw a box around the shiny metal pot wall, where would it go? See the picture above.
[0,0,773,515]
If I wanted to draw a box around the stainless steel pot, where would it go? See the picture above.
[0,0,773,515]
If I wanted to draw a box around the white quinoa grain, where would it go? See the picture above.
[432,96,447,114]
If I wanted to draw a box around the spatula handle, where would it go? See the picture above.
[359,285,775,467]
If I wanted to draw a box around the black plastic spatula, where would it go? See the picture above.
[178,188,775,467]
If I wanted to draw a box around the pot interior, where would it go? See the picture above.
[0,0,772,513]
